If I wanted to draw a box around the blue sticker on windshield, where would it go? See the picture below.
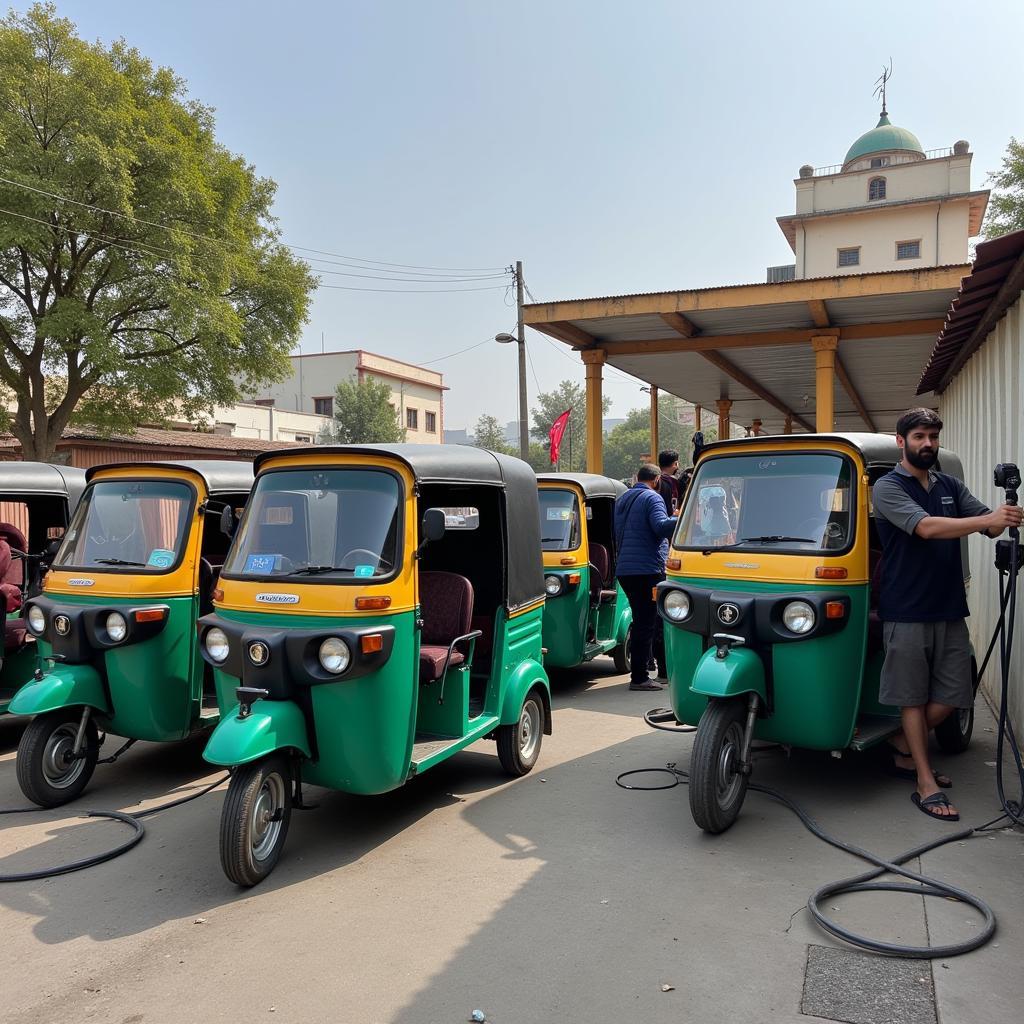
[244,553,279,574]
[147,548,175,569]
[354,564,375,578]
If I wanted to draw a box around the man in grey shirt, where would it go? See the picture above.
[872,408,1022,822]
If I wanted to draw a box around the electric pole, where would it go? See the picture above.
[516,260,529,460]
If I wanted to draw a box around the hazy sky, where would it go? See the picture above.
[33,1,1024,429]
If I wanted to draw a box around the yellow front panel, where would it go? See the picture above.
[216,453,418,617]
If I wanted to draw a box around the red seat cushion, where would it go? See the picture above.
[589,543,611,602]
[419,571,474,645]
[0,525,26,588]
[418,645,465,682]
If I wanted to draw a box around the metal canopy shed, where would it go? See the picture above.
[523,265,967,472]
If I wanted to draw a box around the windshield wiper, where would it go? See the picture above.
[286,564,351,576]
[93,557,147,566]
[701,535,816,556]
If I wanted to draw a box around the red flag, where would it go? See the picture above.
[548,409,571,465]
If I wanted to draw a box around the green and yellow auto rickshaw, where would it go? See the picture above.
[10,460,255,806]
[656,433,977,833]
[198,444,552,886]
[537,473,632,672]
[0,463,86,716]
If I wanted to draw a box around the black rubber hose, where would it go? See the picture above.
[643,708,697,733]
[0,773,230,883]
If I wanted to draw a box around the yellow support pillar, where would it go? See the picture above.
[649,386,660,462]
[694,404,702,432]
[811,335,838,433]
[716,398,732,440]
[581,349,606,473]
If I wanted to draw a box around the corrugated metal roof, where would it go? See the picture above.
[918,230,1024,393]
[0,428,309,454]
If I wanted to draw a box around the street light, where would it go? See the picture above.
[495,330,529,459]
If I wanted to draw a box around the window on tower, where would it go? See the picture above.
[870,157,890,168]
[868,177,886,201]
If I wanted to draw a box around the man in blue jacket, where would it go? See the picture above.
[615,464,679,690]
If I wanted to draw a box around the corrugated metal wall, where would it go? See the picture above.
[940,296,1023,735]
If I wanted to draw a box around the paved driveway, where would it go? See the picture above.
[0,664,1020,1024]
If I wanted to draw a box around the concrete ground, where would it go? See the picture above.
[0,663,1021,1024]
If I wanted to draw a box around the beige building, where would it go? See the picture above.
[775,107,988,280]
[206,402,329,443]
[248,349,446,443]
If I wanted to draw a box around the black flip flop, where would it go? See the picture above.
[911,791,960,822]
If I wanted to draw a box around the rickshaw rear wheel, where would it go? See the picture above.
[16,708,99,808]
[935,660,978,754]
[689,698,749,834]
[497,691,544,776]
[612,625,632,675]
[220,753,293,887]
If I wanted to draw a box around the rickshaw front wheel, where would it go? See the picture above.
[612,625,632,675]
[689,698,749,834]
[497,691,544,776]
[16,708,100,808]
[220,754,293,887]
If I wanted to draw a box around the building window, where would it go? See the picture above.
[837,247,860,268]
[313,396,333,417]
[406,407,418,430]
[294,434,313,443]
[425,411,437,433]
[896,239,921,260]
[870,156,890,168]
[868,176,886,201]
[253,398,275,407]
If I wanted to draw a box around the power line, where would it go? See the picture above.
[0,173,509,273]
[310,265,511,284]
[315,282,511,293]
[419,336,495,365]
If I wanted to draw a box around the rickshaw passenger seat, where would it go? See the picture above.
[0,522,26,587]
[418,571,475,683]
[588,543,618,604]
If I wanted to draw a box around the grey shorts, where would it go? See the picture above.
[879,619,974,709]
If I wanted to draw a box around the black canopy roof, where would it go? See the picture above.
[537,472,628,499]
[1,462,87,507]
[86,460,254,495]
[253,444,545,611]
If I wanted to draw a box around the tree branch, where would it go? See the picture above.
[116,329,202,360]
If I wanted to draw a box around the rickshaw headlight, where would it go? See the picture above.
[782,601,816,635]
[318,637,351,675]
[205,627,230,663]
[27,605,46,635]
[105,611,128,643]
[663,590,691,622]
[544,574,563,597]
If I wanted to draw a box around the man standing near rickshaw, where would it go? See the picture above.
[873,408,1023,822]
[656,449,681,514]
[615,464,678,691]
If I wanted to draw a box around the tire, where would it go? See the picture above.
[612,625,632,675]
[935,660,978,754]
[16,708,100,808]
[219,754,293,887]
[689,698,749,834]
[497,690,544,777]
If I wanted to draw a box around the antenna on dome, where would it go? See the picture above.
[873,59,893,117]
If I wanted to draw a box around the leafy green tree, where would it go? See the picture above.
[529,379,610,473]
[603,397,716,481]
[472,414,513,454]
[0,5,316,459]
[321,377,405,443]
[984,138,1024,239]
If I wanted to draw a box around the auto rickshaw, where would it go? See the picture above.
[536,473,632,672]
[9,460,255,806]
[198,444,551,886]
[0,462,86,716]
[656,433,977,833]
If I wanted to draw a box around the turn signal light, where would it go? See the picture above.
[361,633,384,654]
[212,587,224,602]
[568,572,581,586]
[134,607,167,623]
[825,601,846,619]
[815,567,848,580]
[666,558,681,572]
[356,596,392,611]
[560,556,577,565]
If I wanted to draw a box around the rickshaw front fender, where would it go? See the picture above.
[202,700,311,767]
[615,602,633,646]
[7,663,110,717]
[689,645,767,703]
[499,658,553,735]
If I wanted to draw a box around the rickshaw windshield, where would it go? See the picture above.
[223,467,402,581]
[54,480,194,573]
[538,488,581,551]
[675,453,855,553]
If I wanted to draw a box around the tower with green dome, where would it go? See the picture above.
[775,90,988,281]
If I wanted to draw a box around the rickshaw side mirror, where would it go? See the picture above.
[422,508,447,544]
[220,505,237,539]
